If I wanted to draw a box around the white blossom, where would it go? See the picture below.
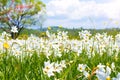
[11,26,18,33]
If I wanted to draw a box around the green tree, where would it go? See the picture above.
[0,0,45,39]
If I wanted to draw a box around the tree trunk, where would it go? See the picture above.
[40,23,43,31]
[11,27,24,39]
[11,32,18,39]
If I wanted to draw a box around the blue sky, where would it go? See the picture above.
[41,0,120,29]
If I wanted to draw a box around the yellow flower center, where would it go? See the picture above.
[87,74,90,78]
[79,67,82,70]
[44,66,50,73]
[106,76,110,80]
[48,27,51,30]
[46,66,50,70]
[106,63,110,66]
[3,42,10,49]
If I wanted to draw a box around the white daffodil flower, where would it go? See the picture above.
[83,71,90,79]
[59,60,66,68]
[53,62,62,73]
[111,62,115,71]
[43,61,54,77]
[96,64,111,80]
[11,26,18,33]
[113,73,120,80]
[77,64,86,72]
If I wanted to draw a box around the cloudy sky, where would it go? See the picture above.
[41,0,120,29]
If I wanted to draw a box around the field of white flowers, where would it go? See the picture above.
[0,30,120,80]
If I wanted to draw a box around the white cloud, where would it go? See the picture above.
[101,0,120,19]
[47,0,120,20]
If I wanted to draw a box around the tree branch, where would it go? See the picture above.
[0,27,10,33]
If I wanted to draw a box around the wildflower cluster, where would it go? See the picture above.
[0,30,120,79]
[77,63,120,80]
[43,60,66,77]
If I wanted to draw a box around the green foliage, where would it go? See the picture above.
[0,52,47,80]
[0,50,120,79]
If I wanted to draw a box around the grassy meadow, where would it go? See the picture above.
[0,28,120,80]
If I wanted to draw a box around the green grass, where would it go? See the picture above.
[0,50,120,80]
